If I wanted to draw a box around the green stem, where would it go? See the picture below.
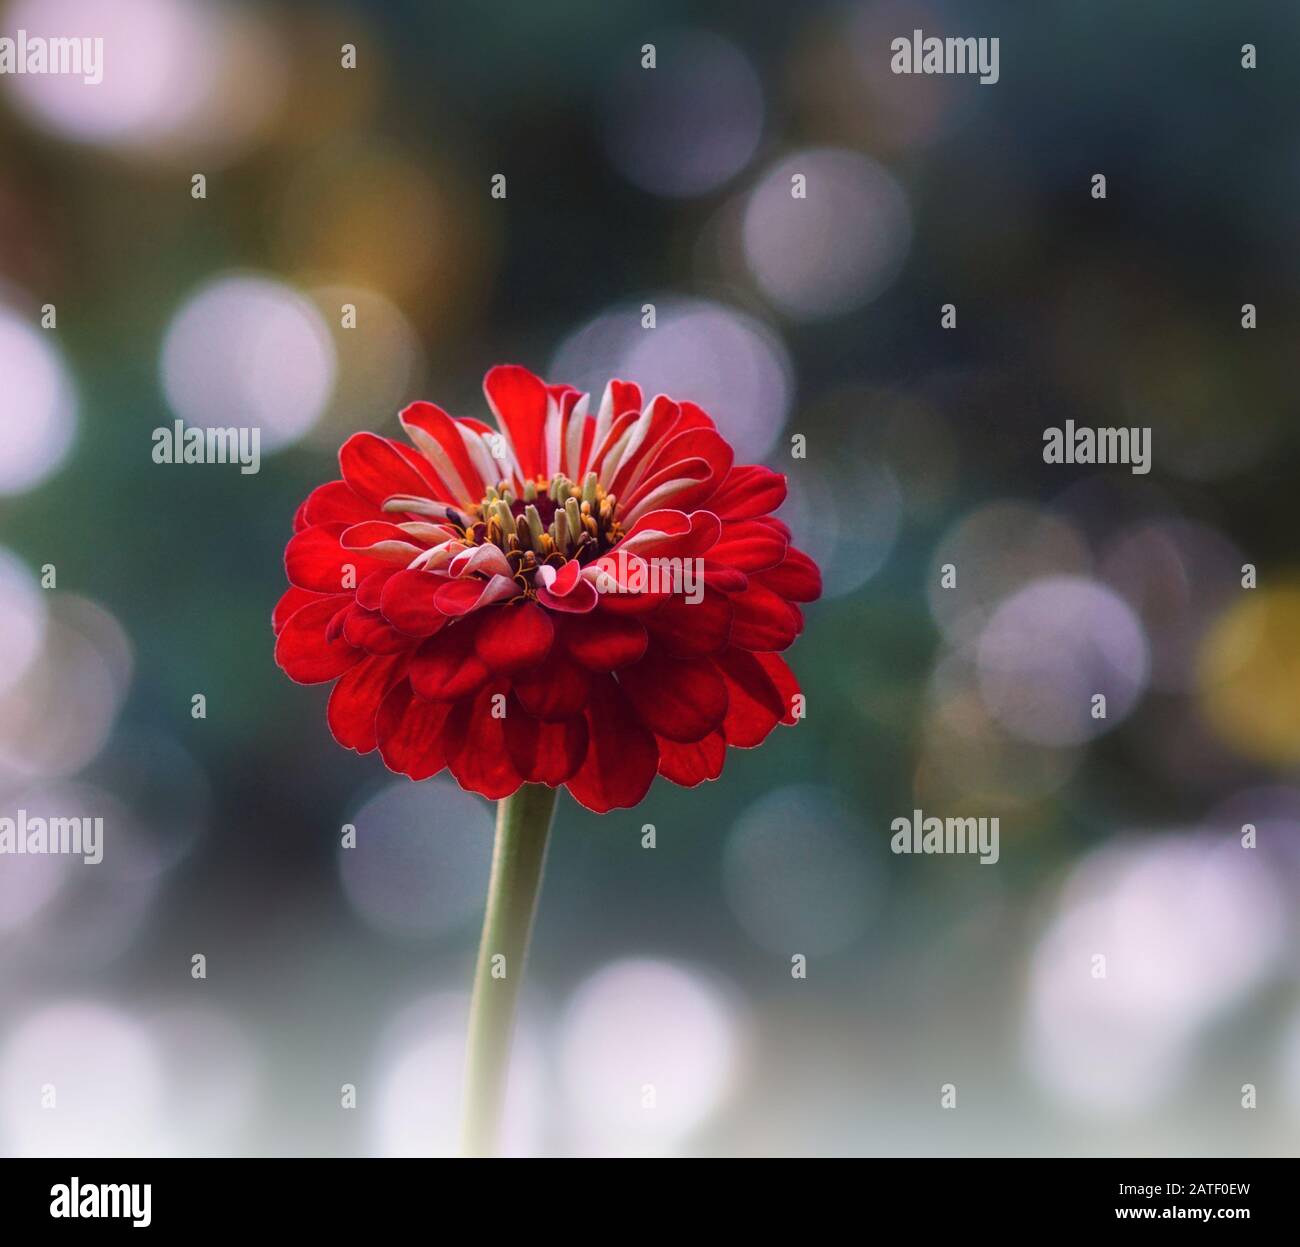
[460,782,560,1157]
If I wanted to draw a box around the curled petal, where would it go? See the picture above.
[435,574,520,617]
[536,559,583,596]
[448,543,515,580]
[619,508,720,559]
[536,576,599,613]
[340,521,428,563]
[584,553,668,615]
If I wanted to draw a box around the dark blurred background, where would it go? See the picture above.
[2,0,1299,1156]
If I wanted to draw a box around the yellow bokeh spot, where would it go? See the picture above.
[1198,585,1300,765]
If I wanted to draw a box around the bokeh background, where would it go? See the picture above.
[2,0,1299,1157]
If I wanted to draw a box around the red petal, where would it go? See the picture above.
[376,680,454,780]
[343,606,419,655]
[715,648,784,747]
[710,519,788,572]
[702,565,749,594]
[339,432,440,507]
[619,508,720,559]
[328,652,409,752]
[590,586,665,616]
[608,396,683,498]
[729,582,800,652]
[435,574,520,616]
[356,567,400,611]
[484,365,548,480]
[379,569,452,636]
[504,699,588,785]
[584,553,668,615]
[513,654,592,720]
[603,379,643,421]
[630,427,733,515]
[473,601,554,673]
[656,730,726,787]
[285,523,388,593]
[409,622,490,701]
[339,520,427,561]
[275,593,363,684]
[562,611,648,671]
[445,683,524,800]
[756,652,802,725]
[645,586,733,658]
[618,457,713,524]
[706,465,787,520]
[565,674,659,813]
[588,409,641,481]
[302,479,382,527]
[536,577,599,613]
[754,547,823,603]
[618,652,728,742]
[544,559,583,596]
[273,586,324,636]
[399,401,486,504]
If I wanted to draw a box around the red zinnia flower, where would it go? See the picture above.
[274,365,821,812]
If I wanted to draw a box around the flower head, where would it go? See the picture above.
[274,365,821,812]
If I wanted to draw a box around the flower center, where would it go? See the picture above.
[455,471,622,590]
